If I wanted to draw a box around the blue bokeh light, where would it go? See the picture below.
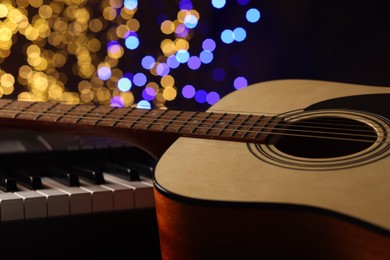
[167,55,181,69]
[246,8,261,23]
[124,0,138,10]
[176,50,190,63]
[137,100,151,109]
[233,27,246,42]
[125,35,140,50]
[182,84,196,99]
[184,14,198,29]
[200,50,214,64]
[97,66,111,80]
[187,56,201,70]
[206,91,220,105]
[212,68,226,82]
[141,55,156,70]
[233,76,248,89]
[156,63,170,76]
[194,89,208,103]
[179,0,193,10]
[133,73,147,86]
[212,0,226,9]
[237,0,250,5]
[221,29,234,44]
[202,38,216,51]
[117,77,132,91]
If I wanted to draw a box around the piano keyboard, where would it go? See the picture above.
[0,128,161,258]
[0,128,157,222]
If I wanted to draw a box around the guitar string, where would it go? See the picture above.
[1,101,379,131]
[33,107,390,134]
[0,107,383,138]
[0,104,380,131]
[0,107,386,143]
[0,106,378,134]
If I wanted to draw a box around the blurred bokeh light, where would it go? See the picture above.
[0,0,260,109]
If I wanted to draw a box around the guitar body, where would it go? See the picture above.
[153,80,390,259]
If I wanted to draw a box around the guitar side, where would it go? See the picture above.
[154,79,390,259]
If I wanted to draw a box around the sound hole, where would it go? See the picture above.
[274,117,377,158]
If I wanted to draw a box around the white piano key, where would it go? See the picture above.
[103,174,155,209]
[36,188,70,217]
[79,179,113,213]
[14,190,47,220]
[100,183,135,211]
[42,177,91,215]
[0,192,24,222]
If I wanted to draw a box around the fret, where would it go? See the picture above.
[38,103,80,123]
[34,102,59,121]
[241,115,263,138]
[13,101,36,119]
[252,116,283,141]
[128,109,153,130]
[0,99,12,108]
[177,111,200,133]
[205,112,226,135]
[111,107,136,127]
[217,113,240,137]
[0,100,13,119]
[77,105,115,126]
[11,101,55,121]
[190,112,213,134]
[1,100,35,119]
[94,106,117,126]
[70,104,96,124]
[146,109,168,131]
[35,102,62,122]
[230,114,252,137]
[162,110,185,132]
[54,104,78,122]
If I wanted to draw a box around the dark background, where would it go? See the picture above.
[137,0,390,110]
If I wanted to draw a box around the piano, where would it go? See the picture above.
[0,127,161,258]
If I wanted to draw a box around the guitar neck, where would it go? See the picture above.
[0,99,283,144]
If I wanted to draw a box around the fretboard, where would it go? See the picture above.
[0,99,284,144]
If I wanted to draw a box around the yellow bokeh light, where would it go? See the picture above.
[0,4,9,18]
[160,39,175,56]
[0,0,195,106]
[103,7,117,21]
[174,38,189,51]
[89,18,103,33]
[8,8,24,24]
[0,27,13,42]
[161,75,175,88]
[160,20,175,35]
[30,0,44,8]
[1,73,15,88]
[39,5,53,19]
[126,19,140,31]
[116,24,129,38]
[120,91,135,106]
[163,86,177,101]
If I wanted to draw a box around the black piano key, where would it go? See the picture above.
[0,175,17,192]
[47,167,80,187]
[126,160,155,179]
[13,169,43,190]
[104,162,140,181]
[72,165,105,184]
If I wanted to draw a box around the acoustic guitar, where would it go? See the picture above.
[0,79,389,259]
